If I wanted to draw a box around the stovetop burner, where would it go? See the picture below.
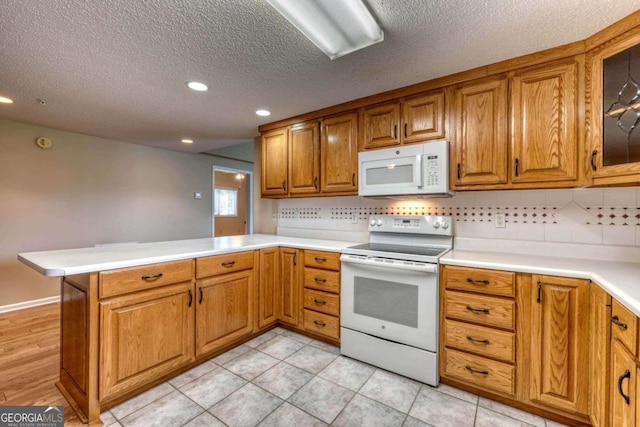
[346,243,449,258]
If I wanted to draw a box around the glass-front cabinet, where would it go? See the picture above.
[588,28,640,185]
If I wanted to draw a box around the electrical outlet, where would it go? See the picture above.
[194,192,202,200]
[495,213,506,228]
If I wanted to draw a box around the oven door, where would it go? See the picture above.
[340,254,438,352]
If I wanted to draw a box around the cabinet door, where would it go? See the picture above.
[361,102,400,149]
[261,128,289,197]
[402,91,445,144]
[196,270,254,356]
[452,77,508,187]
[321,113,358,194]
[511,60,578,184]
[588,32,640,186]
[100,282,194,400]
[610,340,637,427]
[258,248,278,328]
[528,275,589,415]
[288,121,320,195]
[279,247,299,326]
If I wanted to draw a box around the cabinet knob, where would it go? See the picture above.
[465,365,489,375]
[590,150,598,172]
[611,315,628,330]
[141,273,163,281]
[618,369,631,405]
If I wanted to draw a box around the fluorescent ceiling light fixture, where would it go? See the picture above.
[256,109,271,116]
[267,0,383,60]
[0,96,14,104]
[187,81,208,91]
[181,138,194,144]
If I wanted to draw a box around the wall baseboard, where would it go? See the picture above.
[0,296,60,314]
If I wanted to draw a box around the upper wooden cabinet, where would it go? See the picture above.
[451,58,583,190]
[361,91,445,150]
[261,122,320,198]
[451,76,509,187]
[511,59,580,185]
[261,128,289,197]
[588,28,640,186]
[321,112,358,194]
[288,121,320,195]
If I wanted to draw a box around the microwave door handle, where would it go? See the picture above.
[415,155,423,187]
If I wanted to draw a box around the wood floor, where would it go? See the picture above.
[0,303,85,426]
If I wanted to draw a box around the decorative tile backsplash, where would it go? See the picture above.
[276,187,640,247]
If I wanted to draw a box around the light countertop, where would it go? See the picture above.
[441,248,640,317]
[18,234,358,277]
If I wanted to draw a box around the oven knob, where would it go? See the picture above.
[442,221,449,229]
[370,219,376,226]
[433,221,440,229]
[376,219,383,226]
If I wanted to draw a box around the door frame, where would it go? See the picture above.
[212,166,254,236]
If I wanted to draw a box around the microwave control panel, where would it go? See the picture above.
[425,154,440,187]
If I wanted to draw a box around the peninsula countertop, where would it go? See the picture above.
[18,234,359,277]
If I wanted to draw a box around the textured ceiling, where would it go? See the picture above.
[1,0,639,154]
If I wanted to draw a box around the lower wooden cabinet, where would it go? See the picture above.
[279,247,300,326]
[610,339,637,426]
[196,269,255,356]
[258,248,279,328]
[524,275,590,416]
[441,266,592,425]
[301,250,341,343]
[99,282,194,400]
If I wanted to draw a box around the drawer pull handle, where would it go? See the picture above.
[466,278,490,285]
[314,299,327,305]
[611,315,628,330]
[590,149,598,172]
[314,320,327,327]
[618,369,631,405]
[141,273,163,281]
[466,305,490,314]
[221,261,236,267]
[314,257,327,262]
[466,336,490,345]
[465,365,489,375]
[188,289,193,307]
[314,277,327,283]
[199,287,204,304]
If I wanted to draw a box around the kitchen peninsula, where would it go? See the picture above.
[18,235,356,424]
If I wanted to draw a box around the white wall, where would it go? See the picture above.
[277,187,640,247]
[0,119,255,307]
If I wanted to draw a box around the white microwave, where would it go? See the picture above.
[358,140,453,197]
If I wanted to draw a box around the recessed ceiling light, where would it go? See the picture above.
[256,109,271,116]
[187,82,208,92]
[181,139,194,144]
[0,96,14,104]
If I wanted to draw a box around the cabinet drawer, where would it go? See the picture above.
[444,319,515,363]
[99,259,193,298]
[443,348,514,396]
[196,251,254,278]
[445,291,515,330]
[612,299,638,357]
[445,266,515,297]
[304,268,340,293]
[304,289,339,316]
[303,309,339,340]
[304,250,341,271]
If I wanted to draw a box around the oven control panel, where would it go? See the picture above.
[368,215,452,236]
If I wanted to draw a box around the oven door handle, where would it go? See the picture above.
[340,254,437,273]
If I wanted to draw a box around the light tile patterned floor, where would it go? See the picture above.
[100,328,569,427]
